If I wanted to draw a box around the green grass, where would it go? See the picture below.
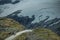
[0,18,25,40]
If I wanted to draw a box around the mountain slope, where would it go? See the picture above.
[0,17,25,40]
[13,28,60,40]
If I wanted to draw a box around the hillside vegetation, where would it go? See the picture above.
[0,18,25,40]
[32,28,60,40]
[13,28,60,40]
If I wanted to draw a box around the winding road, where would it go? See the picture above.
[5,29,33,40]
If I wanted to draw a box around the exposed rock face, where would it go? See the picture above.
[0,18,25,40]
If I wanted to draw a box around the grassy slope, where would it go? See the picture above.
[14,28,60,40]
[33,28,60,40]
[0,17,60,40]
[0,18,25,40]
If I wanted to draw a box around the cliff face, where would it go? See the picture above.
[0,18,25,40]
